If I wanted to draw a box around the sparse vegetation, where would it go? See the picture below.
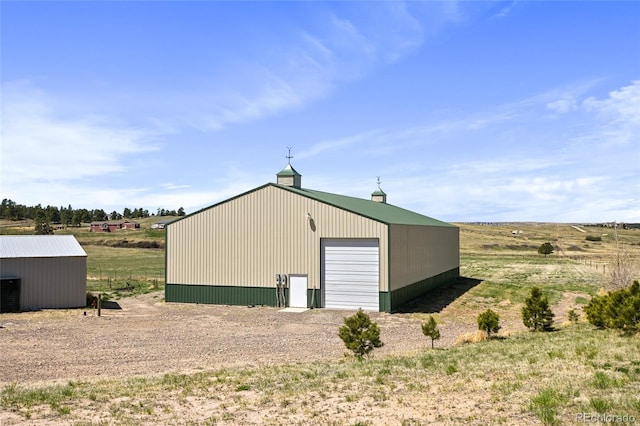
[530,387,564,425]
[2,324,638,424]
[607,228,637,290]
[567,308,580,323]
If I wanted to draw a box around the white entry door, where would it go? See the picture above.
[289,275,308,308]
[322,239,379,311]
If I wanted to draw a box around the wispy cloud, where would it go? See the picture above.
[0,3,435,212]
[583,80,640,146]
[0,81,160,204]
[491,1,520,19]
[296,128,385,160]
[546,96,578,114]
[161,184,192,191]
[166,3,427,132]
[302,80,640,222]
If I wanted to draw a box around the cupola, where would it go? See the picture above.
[276,148,302,188]
[371,177,387,203]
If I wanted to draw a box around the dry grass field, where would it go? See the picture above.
[1,221,639,425]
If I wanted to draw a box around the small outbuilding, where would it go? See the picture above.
[151,219,174,230]
[90,221,140,232]
[0,235,87,312]
[166,164,459,312]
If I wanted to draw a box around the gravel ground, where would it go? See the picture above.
[0,275,576,387]
[0,292,462,386]
[0,283,586,426]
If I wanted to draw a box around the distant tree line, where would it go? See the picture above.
[0,199,185,226]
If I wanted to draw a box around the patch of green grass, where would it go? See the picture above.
[592,371,625,389]
[0,382,78,414]
[575,344,598,359]
[547,350,565,360]
[530,388,564,426]
[83,244,165,297]
[590,397,612,412]
[445,363,458,375]
[575,296,590,305]
[459,254,601,309]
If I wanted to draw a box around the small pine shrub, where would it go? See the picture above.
[522,287,555,332]
[537,242,554,257]
[477,309,501,337]
[567,308,580,323]
[585,235,602,242]
[338,309,383,359]
[584,280,640,335]
[421,316,441,349]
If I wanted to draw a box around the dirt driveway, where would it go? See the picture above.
[0,292,465,386]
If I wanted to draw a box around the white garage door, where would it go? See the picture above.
[322,239,379,311]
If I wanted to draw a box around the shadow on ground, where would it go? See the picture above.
[101,300,122,310]
[396,276,483,314]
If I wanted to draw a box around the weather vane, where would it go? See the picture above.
[376,176,382,189]
[286,147,293,165]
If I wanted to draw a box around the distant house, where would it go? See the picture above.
[0,235,87,311]
[90,221,140,232]
[151,219,174,230]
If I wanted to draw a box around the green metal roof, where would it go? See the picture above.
[275,184,455,227]
[170,182,456,228]
[276,164,301,177]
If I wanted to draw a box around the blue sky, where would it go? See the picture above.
[1,1,639,222]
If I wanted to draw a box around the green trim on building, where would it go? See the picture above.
[166,270,459,312]
[388,268,459,312]
[306,289,321,309]
[166,284,283,307]
[379,292,390,312]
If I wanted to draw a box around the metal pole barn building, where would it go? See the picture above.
[0,235,87,312]
[166,164,459,312]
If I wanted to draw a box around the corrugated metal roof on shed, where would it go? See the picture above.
[0,235,87,259]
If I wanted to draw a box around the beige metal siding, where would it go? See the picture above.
[2,257,87,310]
[167,185,389,291]
[388,224,459,291]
